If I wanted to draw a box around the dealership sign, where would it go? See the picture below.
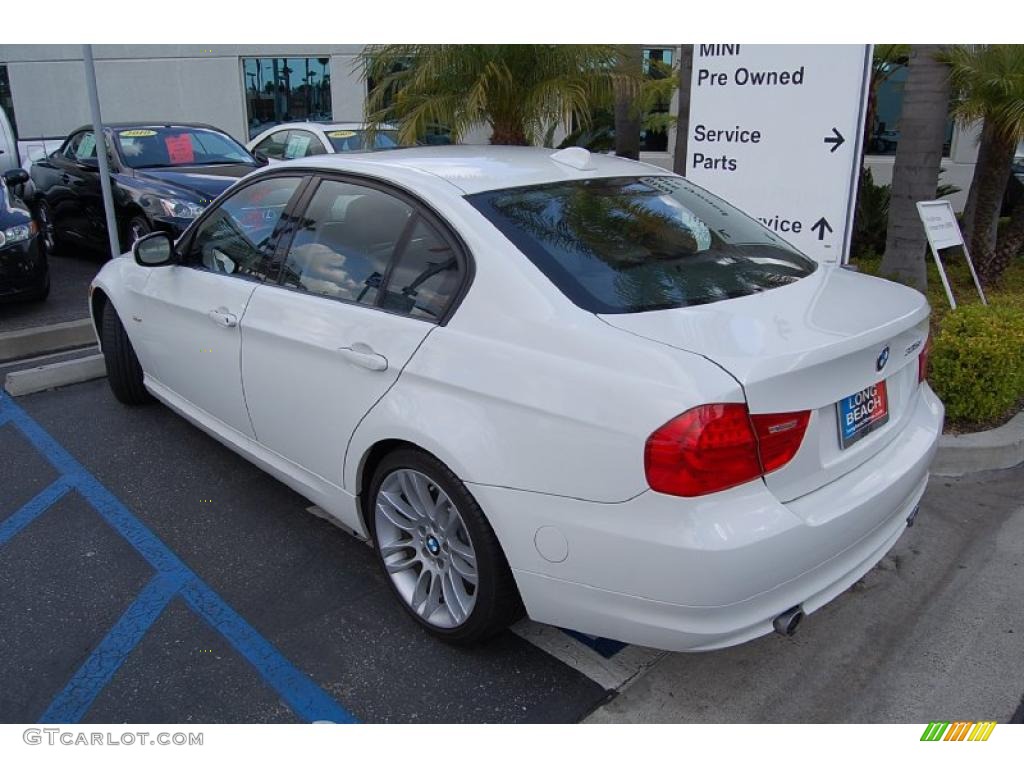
[686,44,872,264]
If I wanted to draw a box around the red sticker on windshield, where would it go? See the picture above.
[164,134,195,164]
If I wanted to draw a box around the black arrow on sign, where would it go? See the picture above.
[824,127,845,153]
[811,217,833,241]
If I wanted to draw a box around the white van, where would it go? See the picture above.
[0,104,17,173]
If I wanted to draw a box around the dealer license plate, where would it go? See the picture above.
[837,381,889,449]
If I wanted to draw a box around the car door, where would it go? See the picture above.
[47,131,94,241]
[251,129,289,163]
[239,176,467,492]
[131,174,305,438]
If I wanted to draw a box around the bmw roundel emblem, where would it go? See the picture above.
[876,346,890,372]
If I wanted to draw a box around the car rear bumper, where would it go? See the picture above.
[473,383,944,652]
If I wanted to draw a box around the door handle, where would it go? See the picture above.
[207,308,238,328]
[61,173,70,183]
[338,344,388,372]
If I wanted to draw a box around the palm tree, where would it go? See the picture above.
[614,46,643,160]
[672,45,693,175]
[945,44,1024,283]
[359,45,628,146]
[879,45,952,290]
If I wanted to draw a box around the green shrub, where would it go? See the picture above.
[929,303,1024,425]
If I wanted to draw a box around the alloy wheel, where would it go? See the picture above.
[374,468,479,628]
[39,204,56,253]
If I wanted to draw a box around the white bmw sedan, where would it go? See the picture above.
[89,146,944,651]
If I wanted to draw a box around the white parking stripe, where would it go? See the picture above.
[512,619,666,691]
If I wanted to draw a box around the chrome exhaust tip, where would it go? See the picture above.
[773,606,804,637]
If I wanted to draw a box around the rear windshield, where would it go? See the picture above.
[468,176,817,314]
[325,129,401,153]
[115,127,255,169]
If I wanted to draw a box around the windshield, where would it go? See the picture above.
[115,127,255,169]
[468,176,817,314]
[325,129,401,153]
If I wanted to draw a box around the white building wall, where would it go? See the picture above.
[0,45,367,143]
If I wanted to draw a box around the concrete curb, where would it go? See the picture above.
[3,354,106,397]
[933,410,1024,476]
[0,319,95,363]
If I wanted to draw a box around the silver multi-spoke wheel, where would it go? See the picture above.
[374,468,479,629]
[38,204,56,253]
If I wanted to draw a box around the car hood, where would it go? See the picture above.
[134,164,257,201]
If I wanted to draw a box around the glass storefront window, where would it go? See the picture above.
[242,57,332,139]
[869,65,953,157]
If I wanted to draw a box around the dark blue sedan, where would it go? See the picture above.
[30,123,261,258]
[0,168,47,302]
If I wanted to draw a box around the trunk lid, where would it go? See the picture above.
[600,266,931,502]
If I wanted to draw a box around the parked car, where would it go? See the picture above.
[31,123,260,257]
[0,168,47,302]
[89,146,943,651]
[247,122,403,162]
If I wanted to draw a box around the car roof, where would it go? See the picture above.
[71,122,227,134]
[252,122,396,133]
[278,145,672,194]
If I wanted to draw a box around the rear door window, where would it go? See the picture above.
[468,176,817,314]
[278,178,464,319]
[279,179,412,305]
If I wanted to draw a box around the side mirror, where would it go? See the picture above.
[3,169,29,187]
[133,231,175,267]
[253,148,269,165]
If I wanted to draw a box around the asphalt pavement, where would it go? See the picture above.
[0,380,607,723]
[0,253,101,332]
[1,370,1022,724]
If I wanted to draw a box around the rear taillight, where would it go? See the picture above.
[751,411,812,472]
[644,403,810,497]
[918,335,931,383]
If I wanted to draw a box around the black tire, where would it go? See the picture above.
[36,200,61,257]
[31,272,50,302]
[366,447,524,645]
[100,301,153,405]
[126,216,151,246]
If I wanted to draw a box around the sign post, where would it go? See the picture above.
[916,199,987,310]
[82,44,121,260]
[685,44,872,265]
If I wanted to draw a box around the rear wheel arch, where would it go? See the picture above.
[356,438,420,533]
[362,443,524,642]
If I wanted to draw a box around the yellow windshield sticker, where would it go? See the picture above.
[326,130,357,139]
[119,129,158,137]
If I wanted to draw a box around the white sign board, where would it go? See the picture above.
[687,44,871,264]
[917,199,964,250]
[916,199,987,309]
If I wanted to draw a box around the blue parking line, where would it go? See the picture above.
[39,572,186,723]
[0,478,72,548]
[181,580,357,723]
[0,393,356,724]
